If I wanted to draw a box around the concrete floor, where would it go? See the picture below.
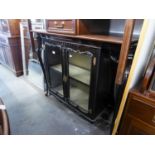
[0,65,111,135]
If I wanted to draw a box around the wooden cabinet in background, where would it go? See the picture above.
[118,90,155,134]
[0,19,23,76]
[119,57,155,135]
[0,19,20,36]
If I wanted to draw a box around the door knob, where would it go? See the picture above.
[52,51,56,54]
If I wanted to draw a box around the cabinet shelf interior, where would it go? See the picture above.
[51,64,90,85]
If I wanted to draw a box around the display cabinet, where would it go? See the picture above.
[38,36,120,120]
[32,19,143,122]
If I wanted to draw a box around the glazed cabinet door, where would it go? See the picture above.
[66,47,94,113]
[44,42,65,98]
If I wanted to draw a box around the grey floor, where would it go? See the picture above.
[27,60,44,89]
[0,65,111,135]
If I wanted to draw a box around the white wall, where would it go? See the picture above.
[130,19,155,89]
[109,19,143,36]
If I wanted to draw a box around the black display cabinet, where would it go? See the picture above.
[36,34,120,121]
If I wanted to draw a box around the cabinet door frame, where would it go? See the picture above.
[65,45,98,115]
[89,52,100,116]
[43,41,66,99]
[41,36,102,119]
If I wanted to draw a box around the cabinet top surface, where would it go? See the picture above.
[31,29,123,44]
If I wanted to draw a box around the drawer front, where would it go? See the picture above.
[119,113,155,135]
[47,20,76,34]
[128,96,155,127]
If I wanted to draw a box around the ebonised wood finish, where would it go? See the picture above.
[36,34,120,120]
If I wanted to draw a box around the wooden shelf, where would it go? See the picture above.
[31,29,123,44]
[70,85,89,112]
[69,64,90,85]
[52,64,90,85]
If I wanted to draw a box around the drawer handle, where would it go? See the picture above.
[54,21,65,28]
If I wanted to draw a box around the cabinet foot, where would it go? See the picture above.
[45,91,49,96]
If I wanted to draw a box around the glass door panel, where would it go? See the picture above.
[46,44,64,97]
[68,50,92,112]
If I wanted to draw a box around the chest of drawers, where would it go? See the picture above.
[119,90,155,134]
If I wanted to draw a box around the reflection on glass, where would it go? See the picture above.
[49,47,63,96]
[69,50,92,112]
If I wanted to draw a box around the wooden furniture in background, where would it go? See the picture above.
[0,98,10,135]
[140,57,155,98]
[0,19,23,76]
[118,57,155,134]
[118,90,155,134]
[115,20,135,85]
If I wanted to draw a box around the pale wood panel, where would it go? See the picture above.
[112,20,149,135]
